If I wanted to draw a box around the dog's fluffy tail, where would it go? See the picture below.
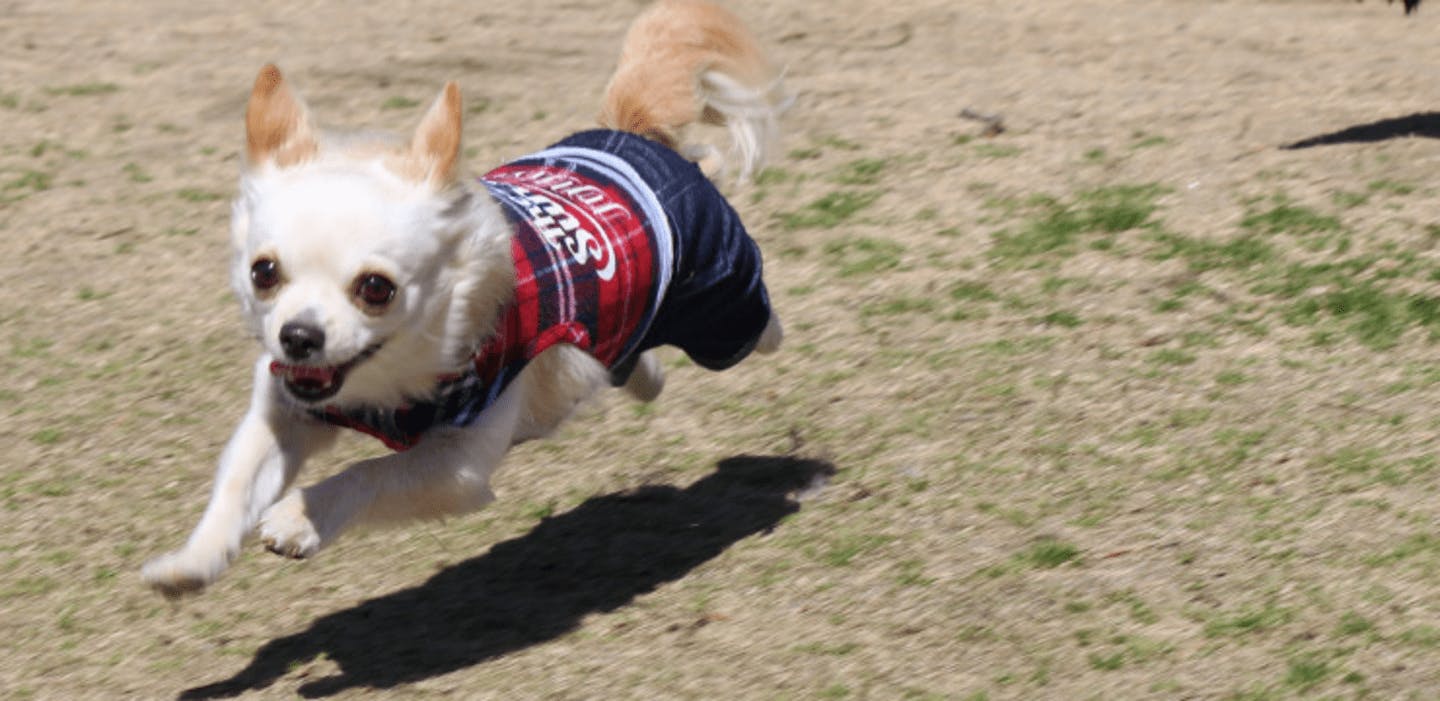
[600,0,788,180]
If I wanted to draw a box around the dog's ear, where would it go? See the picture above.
[245,64,318,168]
[406,82,463,186]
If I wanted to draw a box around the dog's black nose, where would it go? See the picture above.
[279,321,325,360]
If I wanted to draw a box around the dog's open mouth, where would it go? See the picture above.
[269,345,381,403]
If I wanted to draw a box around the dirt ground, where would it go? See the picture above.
[4,0,1440,698]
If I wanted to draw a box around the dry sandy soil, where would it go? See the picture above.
[4,0,1440,699]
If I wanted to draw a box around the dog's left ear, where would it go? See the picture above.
[407,82,463,187]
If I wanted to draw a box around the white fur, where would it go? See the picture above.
[142,1,785,598]
[696,68,791,181]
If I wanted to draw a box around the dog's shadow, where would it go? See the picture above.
[1281,111,1440,149]
[179,455,834,699]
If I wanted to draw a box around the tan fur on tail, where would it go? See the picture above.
[601,0,786,179]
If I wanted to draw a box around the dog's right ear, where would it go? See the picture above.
[404,82,463,187]
[245,64,318,168]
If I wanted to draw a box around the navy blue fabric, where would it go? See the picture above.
[555,130,773,372]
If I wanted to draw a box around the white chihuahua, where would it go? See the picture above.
[143,0,788,597]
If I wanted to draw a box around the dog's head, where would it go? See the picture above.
[229,66,513,408]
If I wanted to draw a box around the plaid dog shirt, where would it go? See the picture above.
[310,130,773,451]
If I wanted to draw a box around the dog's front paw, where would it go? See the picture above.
[142,549,230,599]
[258,491,323,559]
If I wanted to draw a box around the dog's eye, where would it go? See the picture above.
[354,273,396,308]
[251,258,281,291]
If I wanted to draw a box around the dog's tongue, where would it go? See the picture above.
[269,361,338,385]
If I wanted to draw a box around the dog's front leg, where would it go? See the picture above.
[257,377,526,558]
[142,358,335,597]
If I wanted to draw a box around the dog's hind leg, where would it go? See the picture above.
[754,312,783,354]
[620,350,665,402]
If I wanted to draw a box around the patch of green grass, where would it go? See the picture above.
[381,96,420,110]
[815,135,862,152]
[1367,178,1416,196]
[832,158,887,186]
[1283,654,1331,692]
[1204,602,1293,637]
[4,575,59,598]
[1334,611,1374,637]
[895,559,935,586]
[1023,537,1080,568]
[989,184,1165,263]
[754,167,793,186]
[122,162,152,183]
[974,336,1057,358]
[976,501,1035,528]
[522,499,557,520]
[1275,275,1440,350]
[1149,348,1196,366]
[47,82,120,97]
[861,297,935,318]
[1147,232,1275,272]
[13,337,54,358]
[793,641,861,656]
[1320,447,1383,476]
[1399,624,1440,647]
[5,170,53,192]
[1108,590,1160,624]
[1130,131,1169,149]
[176,188,223,203]
[1332,190,1369,209]
[30,428,63,445]
[1240,197,1342,237]
[1088,651,1125,670]
[1079,184,1166,232]
[777,191,881,230]
[29,478,74,497]
[1035,310,1082,328]
[1366,533,1440,566]
[950,280,999,302]
[821,533,893,567]
[990,199,1087,259]
[821,236,904,277]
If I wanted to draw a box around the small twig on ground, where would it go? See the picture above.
[960,108,1006,137]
